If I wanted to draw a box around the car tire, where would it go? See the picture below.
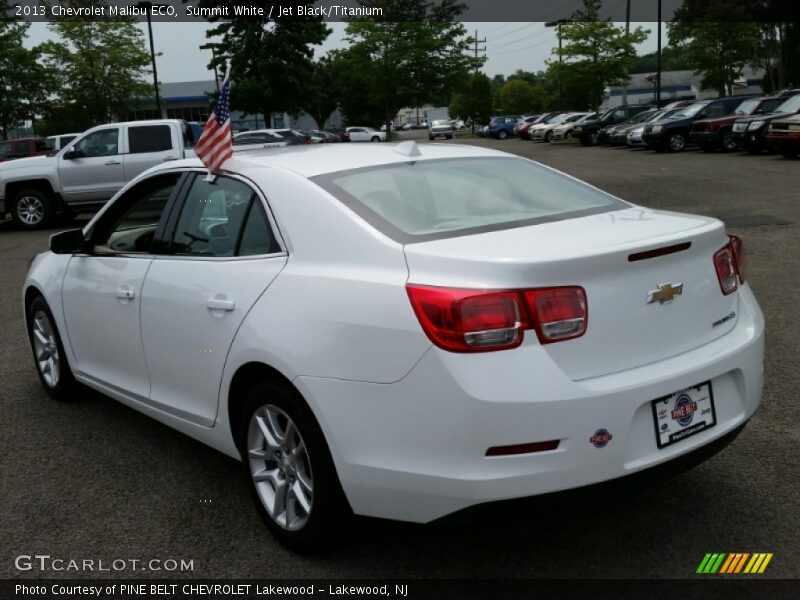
[446,135,452,140]
[370,136,380,142]
[12,188,55,230]
[26,296,78,401]
[428,136,434,141]
[544,131,553,143]
[240,378,348,553]
[579,135,592,147]
[497,130,507,140]
[667,132,687,152]
[719,130,737,152]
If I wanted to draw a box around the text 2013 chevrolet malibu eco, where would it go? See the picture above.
[24,142,763,551]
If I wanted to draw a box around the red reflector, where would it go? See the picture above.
[486,440,560,456]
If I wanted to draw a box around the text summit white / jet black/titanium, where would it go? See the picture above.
[24,141,763,551]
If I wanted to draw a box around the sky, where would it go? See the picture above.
[25,20,670,84]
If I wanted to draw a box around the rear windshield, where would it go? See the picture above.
[312,157,626,243]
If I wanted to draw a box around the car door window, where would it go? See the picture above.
[91,173,181,254]
[73,129,120,157]
[128,125,173,153]
[0,141,12,158]
[170,176,277,257]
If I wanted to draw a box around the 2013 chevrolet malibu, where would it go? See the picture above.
[23,142,764,551]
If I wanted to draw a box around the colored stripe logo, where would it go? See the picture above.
[696,552,773,574]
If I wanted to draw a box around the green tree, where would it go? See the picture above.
[343,0,474,138]
[496,79,544,114]
[39,19,152,127]
[628,45,694,74]
[195,1,329,122]
[449,71,493,128]
[547,0,648,110]
[0,9,49,138]
[668,0,760,97]
[306,53,343,129]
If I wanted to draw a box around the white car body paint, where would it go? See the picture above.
[24,143,764,523]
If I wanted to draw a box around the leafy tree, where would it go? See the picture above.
[39,19,152,128]
[546,0,648,110]
[195,1,329,122]
[496,79,544,114]
[449,72,493,128]
[628,45,694,74]
[0,8,49,138]
[306,54,343,129]
[343,1,474,138]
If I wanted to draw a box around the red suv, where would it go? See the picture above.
[690,96,784,152]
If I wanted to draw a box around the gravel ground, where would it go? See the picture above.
[1,138,798,580]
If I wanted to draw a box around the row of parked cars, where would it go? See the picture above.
[479,89,800,158]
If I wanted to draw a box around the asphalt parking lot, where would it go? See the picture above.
[2,138,799,580]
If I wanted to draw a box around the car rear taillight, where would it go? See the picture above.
[524,287,588,343]
[728,234,745,283]
[406,285,587,353]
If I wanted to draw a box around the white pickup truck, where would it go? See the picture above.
[0,119,197,229]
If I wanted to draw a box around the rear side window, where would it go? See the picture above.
[0,141,12,157]
[170,176,279,257]
[314,157,626,243]
[128,125,173,153]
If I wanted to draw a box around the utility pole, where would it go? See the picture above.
[622,0,631,105]
[656,0,662,106]
[545,20,570,108]
[468,30,486,133]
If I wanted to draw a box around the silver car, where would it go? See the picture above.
[428,120,454,140]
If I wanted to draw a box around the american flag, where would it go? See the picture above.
[195,77,233,173]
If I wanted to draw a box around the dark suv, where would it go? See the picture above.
[732,93,800,154]
[690,96,784,152]
[573,105,652,146]
[642,96,753,152]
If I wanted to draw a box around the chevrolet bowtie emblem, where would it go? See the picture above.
[647,282,684,304]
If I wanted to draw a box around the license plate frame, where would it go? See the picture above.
[651,382,716,449]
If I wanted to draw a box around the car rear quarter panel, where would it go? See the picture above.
[221,165,430,386]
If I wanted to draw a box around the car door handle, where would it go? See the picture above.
[116,286,135,300]
[206,297,235,311]
[105,160,121,166]
[162,157,178,162]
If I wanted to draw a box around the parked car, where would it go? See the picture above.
[732,93,800,154]
[766,113,800,158]
[428,120,454,140]
[450,119,466,130]
[487,115,522,140]
[574,105,653,146]
[232,130,295,149]
[531,113,590,143]
[309,130,342,143]
[0,137,52,163]
[690,95,784,152]
[514,115,541,139]
[603,109,660,145]
[0,119,197,228]
[324,128,350,142]
[626,108,684,148]
[25,142,762,551]
[643,96,754,152]
[46,133,81,152]
[346,126,386,142]
[549,113,598,142]
[259,129,322,144]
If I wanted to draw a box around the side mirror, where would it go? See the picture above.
[50,229,88,254]
[62,149,81,160]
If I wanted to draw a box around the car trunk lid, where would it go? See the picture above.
[404,207,738,380]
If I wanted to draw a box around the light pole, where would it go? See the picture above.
[137,2,162,117]
[656,0,662,106]
[199,43,221,95]
[545,19,570,108]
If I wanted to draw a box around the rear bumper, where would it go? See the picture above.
[766,133,800,150]
[298,285,765,523]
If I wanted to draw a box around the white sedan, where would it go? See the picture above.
[345,126,386,142]
[24,142,763,551]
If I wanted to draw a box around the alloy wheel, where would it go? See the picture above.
[247,404,313,531]
[32,310,60,388]
[669,133,686,151]
[17,196,44,226]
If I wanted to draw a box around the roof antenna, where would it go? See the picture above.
[393,140,421,157]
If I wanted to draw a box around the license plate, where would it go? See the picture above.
[651,382,716,449]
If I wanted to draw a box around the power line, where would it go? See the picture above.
[492,31,559,56]
[490,24,551,52]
